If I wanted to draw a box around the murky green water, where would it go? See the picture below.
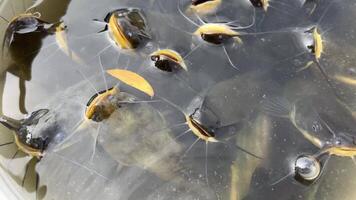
[1,0,356,199]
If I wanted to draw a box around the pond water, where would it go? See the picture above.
[1,0,356,199]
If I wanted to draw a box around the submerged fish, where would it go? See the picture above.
[0,70,204,199]
[187,0,222,16]
[229,114,272,200]
[263,91,356,181]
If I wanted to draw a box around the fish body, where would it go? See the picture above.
[188,0,222,16]
[194,23,242,44]
[105,8,151,49]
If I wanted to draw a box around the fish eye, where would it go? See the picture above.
[307,44,315,53]
[151,55,160,62]
[294,155,321,183]
[335,139,342,145]
[106,8,150,49]
[192,0,213,6]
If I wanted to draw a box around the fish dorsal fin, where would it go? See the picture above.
[261,97,292,118]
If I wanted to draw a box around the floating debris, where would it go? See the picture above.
[107,69,154,97]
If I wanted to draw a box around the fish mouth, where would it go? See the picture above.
[105,8,150,49]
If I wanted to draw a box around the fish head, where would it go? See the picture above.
[0,109,53,157]
[329,132,356,149]
[8,13,45,35]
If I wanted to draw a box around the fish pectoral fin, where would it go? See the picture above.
[261,97,291,118]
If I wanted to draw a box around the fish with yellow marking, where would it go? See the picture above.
[0,72,186,195]
[98,8,151,50]
[186,109,219,143]
[0,109,50,159]
[263,93,356,182]
[177,0,255,70]
[0,110,50,189]
[192,23,243,69]
[249,0,270,12]
[158,95,262,158]
[187,0,222,16]
[150,49,188,72]
[194,23,242,45]
[307,27,323,60]
[153,91,263,195]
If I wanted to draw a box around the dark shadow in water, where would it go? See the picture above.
[0,0,71,197]
[3,0,72,115]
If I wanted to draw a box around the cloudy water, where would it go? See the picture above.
[0,0,356,199]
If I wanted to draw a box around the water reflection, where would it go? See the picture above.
[0,0,356,200]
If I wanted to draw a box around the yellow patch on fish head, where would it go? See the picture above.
[186,114,218,143]
[85,87,119,121]
[188,0,222,16]
[14,134,43,159]
[108,14,133,49]
[313,28,323,60]
[150,49,187,71]
[194,23,238,36]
